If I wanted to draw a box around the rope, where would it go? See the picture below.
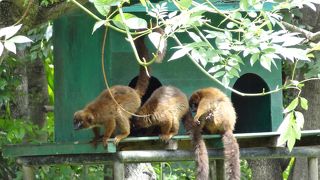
[101,27,151,118]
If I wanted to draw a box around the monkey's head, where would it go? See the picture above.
[73,110,95,130]
[189,92,201,113]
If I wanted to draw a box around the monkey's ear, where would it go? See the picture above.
[74,110,83,117]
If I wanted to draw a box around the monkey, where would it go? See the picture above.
[73,26,167,147]
[133,86,190,142]
[186,87,240,180]
[73,86,141,147]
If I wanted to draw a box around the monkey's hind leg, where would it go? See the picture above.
[159,114,174,142]
[114,115,130,145]
[103,119,116,148]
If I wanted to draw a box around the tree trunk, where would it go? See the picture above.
[289,5,320,180]
[11,50,35,180]
[26,59,49,141]
[125,163,156,180]
[248,159,283,180]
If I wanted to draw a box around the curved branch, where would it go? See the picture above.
[282,21,320,42]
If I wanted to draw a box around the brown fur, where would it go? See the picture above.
[188,87,240,180]
[134,86,189,142]
[73,28,166,147]
[73,85,141,147]
[134,27,166,98]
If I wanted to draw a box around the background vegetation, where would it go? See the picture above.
[1,0,320,179]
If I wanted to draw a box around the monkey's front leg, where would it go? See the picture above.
[90,127,101,148]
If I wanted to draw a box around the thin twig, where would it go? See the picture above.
[13,0,34,26]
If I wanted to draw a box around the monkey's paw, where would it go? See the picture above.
[90,139,98,149]
[160,134,172,142]
[102,138,109,149]
[114,137,121,146]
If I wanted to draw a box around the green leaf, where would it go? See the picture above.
[148,32,166,54]
[4,41,16,54]
[112,13,147,30]
[226,22,236,29]
[248,11,257,18]
[294,111,304,129]
[287,132,296,152]
[250,53,259,66]
[283,97,299,113]
[173,0,192,10]
[222,75,230,86]
[260,54,271,71]
[125,17,148,30]
[0,24,22,39]
[277,113,292,145]
[208,65,224,74]
[240,0,249,10]
[168,47,192,61]
[0,79,8,90]
[300,97,308,110]
[140,0,147,6]
[232,12,242,20]
[8,35,33,43]
[213,71,225,78]
[228,68,240,78]
[187,31,201,42]
[0,42,3,56]
[92,20,106,34]
[91,0,112,16]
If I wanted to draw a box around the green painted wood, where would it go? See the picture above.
[3,130,320,157]
[123,1,275,12]
[53,4,283,143]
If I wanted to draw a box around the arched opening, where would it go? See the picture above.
[231,73,271,133]
[128,76,162,105]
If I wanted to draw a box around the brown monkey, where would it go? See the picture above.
[73,27,167,147]
[187,87,240,180]
[73,86,141,147]
[133,86,189,142]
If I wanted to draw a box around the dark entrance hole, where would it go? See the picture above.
[231,73,271,133]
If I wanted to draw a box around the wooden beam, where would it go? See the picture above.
[14,146,320,166]
[4,130,320,158]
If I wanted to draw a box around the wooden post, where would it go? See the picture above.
[113,158,124,180]
[104,162,113,180]
[308,157,318,180]
[82,165,88,179]
[209,160,217,180]
[216,159,225,180]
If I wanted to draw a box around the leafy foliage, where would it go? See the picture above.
[0,24,32,57]
[76,0,320,155]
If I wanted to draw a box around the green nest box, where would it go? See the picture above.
[53,3,282,143]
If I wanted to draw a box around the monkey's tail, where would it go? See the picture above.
[191,126,209,180]
[222,130,240,180]
[134,27,166,98]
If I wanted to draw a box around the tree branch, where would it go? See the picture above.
[0,0,88,32]
[37,0,88,25]
[282,21,320,42]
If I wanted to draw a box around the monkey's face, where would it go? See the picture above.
[73,110,95,130]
